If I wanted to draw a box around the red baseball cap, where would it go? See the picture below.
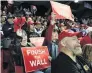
[59,30,80,42]
[27,21,34,25]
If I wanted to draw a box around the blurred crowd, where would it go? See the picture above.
[1,3,92,73]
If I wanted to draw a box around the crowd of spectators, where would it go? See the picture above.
[1,3,92,73]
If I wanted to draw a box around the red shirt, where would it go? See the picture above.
[14,17,26,32]
[45,24,55,43]
[80,35,92,47]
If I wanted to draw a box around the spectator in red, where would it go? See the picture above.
[80,24,87,37]
[26,18,39,38]
[13,11,26,32]
[45,12,59,60]
[58,19,82,40]
[80,27,92,47]
[52,30,92,73]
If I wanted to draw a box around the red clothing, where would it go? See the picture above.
[45,24,55,43]
[14,17,26,32]
[80,35,92,47]
[58,30,81,42]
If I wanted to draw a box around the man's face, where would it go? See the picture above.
[7,18,14,24]
[1,16,6,22]
[2,11,6,16]
[60,24,66,31]
[65,36,82,56]
[27,17,33,22]
[21,33,27,45]
[44,22,47,26]
[30,25,34,30]
[71,22,76,28]
[36,24,41,29]
[52,31,58,42]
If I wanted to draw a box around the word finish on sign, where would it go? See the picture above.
[27,49,46,56]
[26,49,48,67]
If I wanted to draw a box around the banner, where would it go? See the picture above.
[50,1,74,21]
[21,46,50,72]
[30,37,45,46]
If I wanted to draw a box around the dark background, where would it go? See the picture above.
[1,1,92,18]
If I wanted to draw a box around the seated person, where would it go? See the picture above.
[11,29,43,73]
[82,44,92,68]
[52,25,92,73]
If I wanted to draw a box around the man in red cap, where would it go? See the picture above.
[52,27,92,73]
[14,11,26,32]
[80,27,92,47]
[26,19,39,39]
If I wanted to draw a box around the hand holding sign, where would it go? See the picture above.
[29,37,45,47]
[50,1,74,21]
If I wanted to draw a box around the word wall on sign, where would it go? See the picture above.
[21,46,50,73]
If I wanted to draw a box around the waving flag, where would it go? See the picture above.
[50,1,74,21]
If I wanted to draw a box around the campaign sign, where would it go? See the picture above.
[50,1,74,21]
[21,46,50,73]
[29,37,45,46]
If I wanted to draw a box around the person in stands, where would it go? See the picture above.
[45,12,59,60]
[11,29,44,73]
[80,27,92,47]
[2,13,14,73]
[52,23,92,73]
[82,44,92,68]
[26,18,39,38]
